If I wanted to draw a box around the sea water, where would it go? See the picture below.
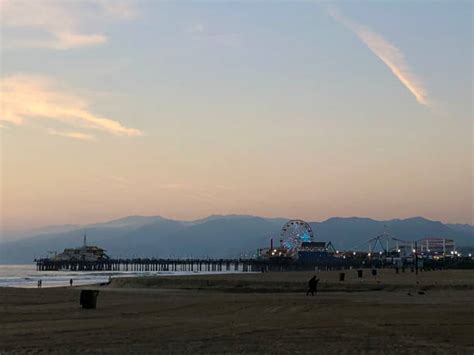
[0,264,242,288]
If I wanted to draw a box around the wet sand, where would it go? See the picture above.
[1,269,473,354]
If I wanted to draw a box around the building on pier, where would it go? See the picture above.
[55,234,109,262]
[296,241,330,262]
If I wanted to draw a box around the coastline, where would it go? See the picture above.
[0,263,248,288]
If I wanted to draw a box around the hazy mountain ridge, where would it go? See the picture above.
[0,215,472,264]
[446,223,474,234]
[0,215,166,243]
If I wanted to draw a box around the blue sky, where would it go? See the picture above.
[1,1,472,229]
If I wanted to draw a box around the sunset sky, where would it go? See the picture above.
[1,1,472,230]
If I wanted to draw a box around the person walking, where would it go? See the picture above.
[69,279,73,287]
[37,280,42,288]
[306,276,319,296]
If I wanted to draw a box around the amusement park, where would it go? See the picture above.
[256,219,470,270]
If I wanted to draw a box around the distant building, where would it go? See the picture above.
[417,237,455,255]
[299,242,327,251]
[297,242,335,262]
[55,234,109,262]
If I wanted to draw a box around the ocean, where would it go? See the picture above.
[0,264,242,288]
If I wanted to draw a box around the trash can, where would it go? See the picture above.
[80,290,100,309]
[357,269,363,278]
[339,272,345,281]
[372,269,377,276]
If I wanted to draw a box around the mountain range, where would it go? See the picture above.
[0,215,473,264]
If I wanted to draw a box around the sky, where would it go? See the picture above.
[0,0,472,231]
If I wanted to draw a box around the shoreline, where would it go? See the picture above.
[0,266,251,288]
[2,268,474,291]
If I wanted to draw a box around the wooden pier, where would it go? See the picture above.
[34,257,349,273]
[34,256,474,273]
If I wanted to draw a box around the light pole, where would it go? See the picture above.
[415,241,418,275]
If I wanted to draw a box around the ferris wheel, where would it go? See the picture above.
[280,219,314,252]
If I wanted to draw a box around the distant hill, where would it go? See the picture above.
[87,215,166,229]
[0,224,82,242]
[447,223,474,237]
[0,215,165,242]
[0,215,472,264]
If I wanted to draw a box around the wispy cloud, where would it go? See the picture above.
[190,24,206,35]
[329,7,430,106]
[0,0,136,50]
[215,184,236,191]
[160,183,186,190]
[108,176,131,185]
[0,74,142,138]
[97,0,138,20]
[188,23,243,48]
[48,129,96,141]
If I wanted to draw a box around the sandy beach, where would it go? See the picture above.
[1,269,473,354]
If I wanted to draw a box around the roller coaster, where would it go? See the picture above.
[347,232,456,257]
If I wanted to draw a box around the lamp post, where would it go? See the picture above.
[414,241,418,275]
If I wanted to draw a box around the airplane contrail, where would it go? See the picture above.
[329,7,430,107]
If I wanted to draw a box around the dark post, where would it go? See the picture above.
[415,241,418,275]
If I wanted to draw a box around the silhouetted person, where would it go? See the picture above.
[37,280,42,288]
[306,276,319,296]
[70,279,73,287]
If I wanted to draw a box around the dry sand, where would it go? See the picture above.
[1,269,473,354]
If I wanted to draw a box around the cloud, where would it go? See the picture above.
[188,23,243,48]
[190,24,205,35]
[0,74,142,137]
[160,183,186,190]
[108,176,131,185]
[329,7,430,106]
[0,0,136,50]
[97,0,138,20]
[215,184,236,191]
[48,129,96,141]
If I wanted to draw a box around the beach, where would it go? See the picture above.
[1,269,473,353]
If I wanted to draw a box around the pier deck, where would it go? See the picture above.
[34,257,347,272]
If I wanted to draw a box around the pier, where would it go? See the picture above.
[34,256,474,273]
[34,257,348,273]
